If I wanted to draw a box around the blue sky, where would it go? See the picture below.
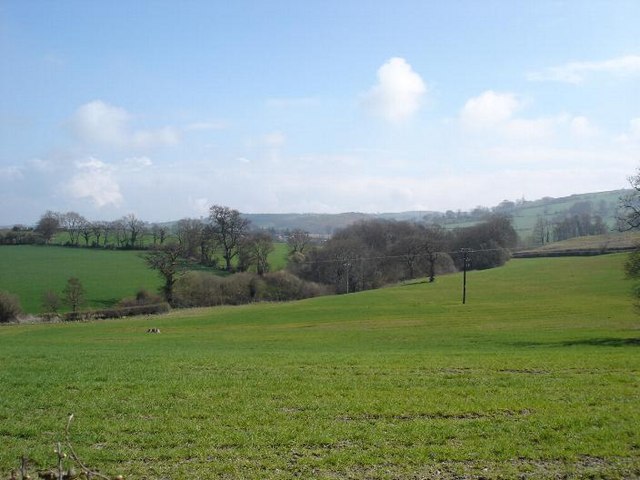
[1,1,639,224]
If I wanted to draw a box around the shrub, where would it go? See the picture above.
[174,271,258,307]
[63,277,85,313]
[174,272,225,308]
[0,290,22,323]
[173,270,329,308]
[118,288,164,308]
[63,303,170,321]
[41,289,62,314]
[260,271,329,301]
[434,253,456,275]
[220,272,260,305]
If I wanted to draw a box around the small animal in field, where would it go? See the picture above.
[146,328,161,334]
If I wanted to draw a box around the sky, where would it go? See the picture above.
[1,1,639,225]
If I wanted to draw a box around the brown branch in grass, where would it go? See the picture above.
[64,414,111,480]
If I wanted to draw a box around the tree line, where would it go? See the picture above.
[1,204,520,318]
[530,201,609,246]
[1,207,285,274]
[290,215,518,294]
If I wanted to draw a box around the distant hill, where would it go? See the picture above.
[243,211,441,237]
[244,189,629,240]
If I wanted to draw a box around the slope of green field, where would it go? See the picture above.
[268,241,289,270]
[0,254,638,479]
[516,231,640,255]
[0,246,162,313]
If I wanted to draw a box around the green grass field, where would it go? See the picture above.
[518,231,640,254]
[268,242,289,271]
[0,246,162,313]
[0,244,290,314]
[0,254,638,478]
[438,190,624,241]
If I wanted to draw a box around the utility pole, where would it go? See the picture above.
[343,261,351,294]
[461,248,471,304]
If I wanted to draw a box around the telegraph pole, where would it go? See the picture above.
[461,248,471,304]
[344,262,351,293]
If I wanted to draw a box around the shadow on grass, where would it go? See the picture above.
[560,337,640,347]
[92,298,119,308]
[401,279,432,286]
[512,338,640,348]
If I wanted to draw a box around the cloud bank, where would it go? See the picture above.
[70,100,180,149]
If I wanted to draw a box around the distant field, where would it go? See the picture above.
[0,244,290,313]
[0,246,162,313]
[52,231,290,268]
[269,242,289,270]
[438,190,624,240]
[0,254,638,478]
[516,231,640,255]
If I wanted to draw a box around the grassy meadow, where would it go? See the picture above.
[0,244,290,314]
[0,246,162,313]
[0,254,638,478]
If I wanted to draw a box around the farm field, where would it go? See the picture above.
[0,244,290,313]
[433,190,624,240]
[515,231,640,256]
[0,254,638,479]
[0,246,162,313]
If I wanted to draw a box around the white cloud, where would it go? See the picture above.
[362,57,427,122]
[485,145,634,170]
[67,156,123,207]
[569,116,599,138]
[527,54,640,84]
[130,127,180,148]
[70,100,180,149]
[460,91,521,128]
[614,117,640,143]
[122,156,153,171]
[71,100,130,146]
[459,91,591,141]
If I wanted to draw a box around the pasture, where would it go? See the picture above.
[0,254,638,479]
[0,244,290,313]
[0,246,161,313]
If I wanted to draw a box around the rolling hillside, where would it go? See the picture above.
[0,254,638,478]
[244,189,627,239]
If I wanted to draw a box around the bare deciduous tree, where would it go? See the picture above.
[41,289,62,314]
[238,232,274,275]
[618,170,640,231]
[62,212,87,246]
[175,218,203,259]
[63,277,85,314]
[35,211,60,244]
[209,205,250,271]
[143,244,184,305]
[80,221,93,247]
[122,213,146,248]
[150,223,169,246]
[287,229,311,255]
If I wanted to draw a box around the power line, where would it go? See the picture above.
[294,247,507,265]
